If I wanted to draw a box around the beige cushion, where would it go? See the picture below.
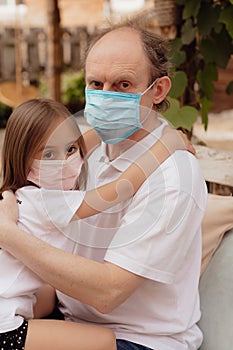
[201,194,233,275]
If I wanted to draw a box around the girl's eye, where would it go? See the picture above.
[42,151,54,160]
[67,145,78,155]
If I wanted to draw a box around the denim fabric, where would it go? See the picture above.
[117,339,152,350]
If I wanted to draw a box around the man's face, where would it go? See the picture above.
[85,28,155,109]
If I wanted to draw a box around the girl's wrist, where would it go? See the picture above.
[0,222,18,249]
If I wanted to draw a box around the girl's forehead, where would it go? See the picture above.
[46,118,80,145]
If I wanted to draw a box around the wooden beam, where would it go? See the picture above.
[195,145,233,188]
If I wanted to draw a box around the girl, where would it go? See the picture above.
[0,98,193,350]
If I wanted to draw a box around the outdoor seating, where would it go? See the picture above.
[197,146,233,350]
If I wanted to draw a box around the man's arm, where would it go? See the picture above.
[0,193,144,313]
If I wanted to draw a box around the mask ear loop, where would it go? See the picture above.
[139,79,159,123]
[141,78,158,96]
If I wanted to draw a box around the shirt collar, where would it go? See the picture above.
[98,117,167,172]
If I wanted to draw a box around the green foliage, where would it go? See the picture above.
[169,71,187,98]
[163,0,233,131]
[163,97,198,131]
[62,70,85,104]
[0,102,12,128]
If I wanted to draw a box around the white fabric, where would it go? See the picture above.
[0,186,84,333]
[57,117,208,350]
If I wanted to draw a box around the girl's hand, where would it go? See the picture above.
[0,191,18,231]
[161,126,196,155]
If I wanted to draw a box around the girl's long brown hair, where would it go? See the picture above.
[0,99,87,194]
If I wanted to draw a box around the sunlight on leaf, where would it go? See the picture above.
[219,6,233,38]
[162,98,198,131]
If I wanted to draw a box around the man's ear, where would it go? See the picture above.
[152,76,171,105]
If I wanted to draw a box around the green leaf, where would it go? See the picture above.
[200,97,212,130]
[169,38,182,50]
[199,38,216,63]
[205,63,218,81]
[167,97,180,111]
[214,22,223,34]
[200,76,214,100]
[226,81,233,95]
[212,28,233,67]
[197,64,217,100]
[182,0,201,19]
[230,0,233,5]
[197,3,221,35]
[181,19,197,45]
[177,106,198,130]
[169,71,188,98]
[200,29,233,67]
[170,50,186,68]
[169,38,186,67]
[219,6,233,38]
[162,98,198,131]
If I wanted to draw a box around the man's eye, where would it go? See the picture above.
[91,81,102,89]
[119,82,130,90]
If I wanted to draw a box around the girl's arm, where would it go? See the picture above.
[0,129,195,313]
[82,128,101,155]
[33,284,57,319]
[73,127,194,220]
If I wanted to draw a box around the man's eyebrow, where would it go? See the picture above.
[86,75,100,82]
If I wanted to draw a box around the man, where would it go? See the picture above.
[0,21,207,350]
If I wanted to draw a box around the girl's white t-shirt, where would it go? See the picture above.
[0,186,84,333]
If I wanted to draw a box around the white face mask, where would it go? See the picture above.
[27,151,84,190]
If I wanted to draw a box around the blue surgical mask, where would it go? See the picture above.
[84,80,157,144]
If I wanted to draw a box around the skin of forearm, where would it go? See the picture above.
[76,128,189,219]
[82,128,101,155]
[0,130,187,313]
[2,222,142,313]
[75,139,171,219]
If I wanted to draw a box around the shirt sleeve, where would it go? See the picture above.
[39,188,85,228]
[105,152,207,284]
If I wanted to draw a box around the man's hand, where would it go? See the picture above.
[0,190,18,227]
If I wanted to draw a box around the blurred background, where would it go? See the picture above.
[0,0,232,155]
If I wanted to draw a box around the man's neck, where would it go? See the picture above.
[106,112,162,161]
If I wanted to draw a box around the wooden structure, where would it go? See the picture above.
[0,27,89,85]
[195,145,233,195]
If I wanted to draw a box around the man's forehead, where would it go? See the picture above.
[87,28,143,58]
[85,31,149,74]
